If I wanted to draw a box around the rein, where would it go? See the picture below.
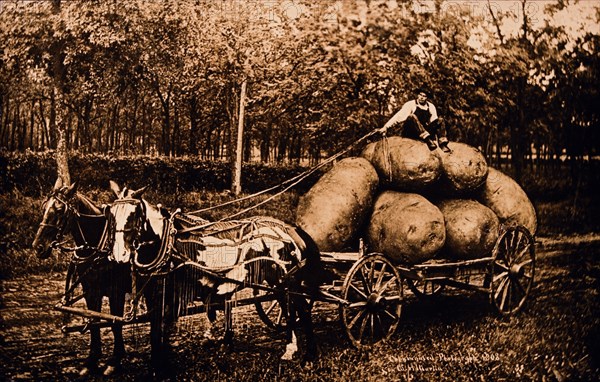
[186,127,385,221]
[42,192,109,261]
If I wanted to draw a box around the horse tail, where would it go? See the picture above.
[290,226,335,290]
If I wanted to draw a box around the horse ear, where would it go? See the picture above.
[66,181,78,197]
[130,186,148,199]
[53,177,64,190]
[109,180,121,197]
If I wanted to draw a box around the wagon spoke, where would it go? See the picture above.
[382,307,398,321]
[493,271,508,284]
[512,230,523,254]
[375,263,386,290]
[377,276,398,295]
[499,279,511,311]
[348,301,368,309]
[494,260,510,271]
[263,300,278,316]
[514,244,531,263]
[375,312,384,335]
[359,266,372,295]
[517,259,533,268]
[494,276,509,300]
[347,308,366,330]
[502,238,510,260]
[368,261,375,287]
[358,312,369,341]
[513,277,527,296]
[369,311,375,343]
[349,282,368,300]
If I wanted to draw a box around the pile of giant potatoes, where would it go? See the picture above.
[296,137,537,264]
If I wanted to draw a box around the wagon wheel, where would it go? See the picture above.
[253,286,286,331]
[252,261,314,331]
[406,279,445,298]
[490,225,535,315]
[340,253,403,347]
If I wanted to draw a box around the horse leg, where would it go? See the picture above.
[80,292,102,376]
[295,296,318,363]
[147,281,164,368]
[280,295,299,361]
[103,292,126,376]
[221,299,234,352]
[202,300,219,345]
[147,278,175,379]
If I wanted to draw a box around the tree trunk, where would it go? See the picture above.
[54,89,71,185]
[0,95,8,147]
[157,87,171,156]
[189,96,199,156]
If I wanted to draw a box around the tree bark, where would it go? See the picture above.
[55,89,71,185]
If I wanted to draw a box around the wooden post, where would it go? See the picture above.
[232,80,247,195]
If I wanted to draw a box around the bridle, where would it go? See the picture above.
[40,191,79,249]
[111,197,150,253]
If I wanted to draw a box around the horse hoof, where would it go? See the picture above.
[219,342,234,354]
[103,364,121,376]
[280,344,298,361]
[79,366,97,377]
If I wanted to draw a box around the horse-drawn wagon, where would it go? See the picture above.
[33,133,536,375]
[34,179,535,371]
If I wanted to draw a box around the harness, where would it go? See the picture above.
[41,191,113,308]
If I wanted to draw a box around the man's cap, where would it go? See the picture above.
[415,88,430,97]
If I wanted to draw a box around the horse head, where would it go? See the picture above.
[33,178,79,259]
[108,181,163,265]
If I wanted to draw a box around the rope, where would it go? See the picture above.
[382,134,393,182]
[186,127,384,221]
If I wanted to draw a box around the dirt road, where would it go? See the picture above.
[1,234,599,381]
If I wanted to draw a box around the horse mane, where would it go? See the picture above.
[75,192,103,215]
[143,199,165,238]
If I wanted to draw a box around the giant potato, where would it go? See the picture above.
[366,191,445,264]
[363,137,442,192]
[440,142,488,194]
[478,167,537,235]
[296,157,379,251]
[437,199,500,260]
[360,141,378,163]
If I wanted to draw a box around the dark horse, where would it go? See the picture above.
[32,179,131,376]
[108,182,327,372]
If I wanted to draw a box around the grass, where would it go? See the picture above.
[2,243,598,381]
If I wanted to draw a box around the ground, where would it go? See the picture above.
[1,234,599,381]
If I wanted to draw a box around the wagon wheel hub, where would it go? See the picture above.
[509,263,524,277]
[367,292,387,311]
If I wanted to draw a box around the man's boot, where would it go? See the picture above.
[440,141,452,153]
[425,137,437,151]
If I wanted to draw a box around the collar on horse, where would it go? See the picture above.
[45,191,111,261]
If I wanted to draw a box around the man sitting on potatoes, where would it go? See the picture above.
[379,89,451,153]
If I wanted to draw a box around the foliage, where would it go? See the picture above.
[1,151,322,196]
[0,0,597,174]
[0,190,70,279]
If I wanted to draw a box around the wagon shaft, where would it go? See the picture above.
[54,304,127,323]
